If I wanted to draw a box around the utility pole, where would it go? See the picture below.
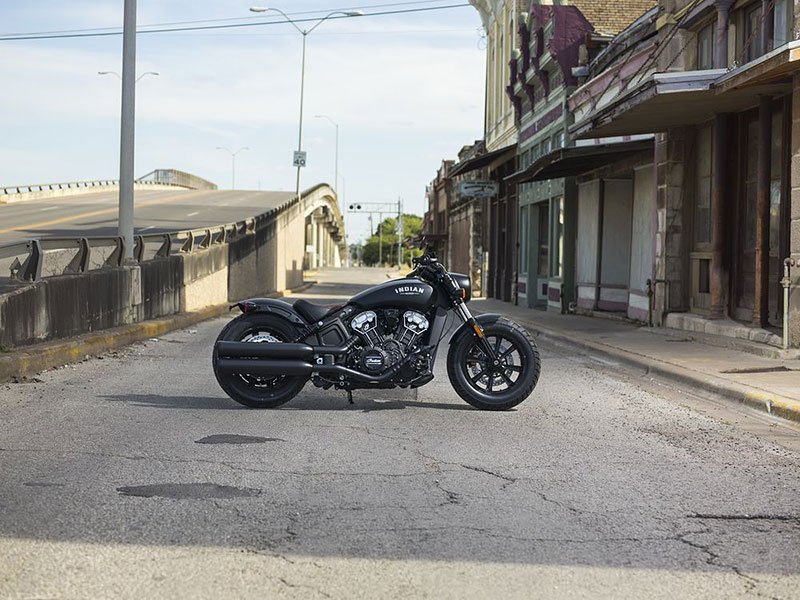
[118,0,137,262]
[397,197,403,269]
[378,213,383,267]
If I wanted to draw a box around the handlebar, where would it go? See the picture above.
[408,246,461,300]
[412,245,438,267]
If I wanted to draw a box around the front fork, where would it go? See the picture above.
[454,301,499,364]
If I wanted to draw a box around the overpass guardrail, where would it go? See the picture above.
[0,216,266,284]
[1,169,217,198]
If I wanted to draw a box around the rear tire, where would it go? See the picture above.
[212,313,308,409]
[447,318,540,411]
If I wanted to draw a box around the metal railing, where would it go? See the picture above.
[137,169,218,190]
[1,169,217,196]
[1,179,156,196]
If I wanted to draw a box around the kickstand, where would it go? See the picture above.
[347,390,354,405]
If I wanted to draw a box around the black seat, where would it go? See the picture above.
[294,299,341,323]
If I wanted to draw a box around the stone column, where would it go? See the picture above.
[754,96,772,327]
[710,114,728,318]
[789,75,800,346]
[317,219,324,269]
[655,129,689,323]
[311,217,319,270]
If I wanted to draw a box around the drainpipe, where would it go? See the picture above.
[782,258,797,350]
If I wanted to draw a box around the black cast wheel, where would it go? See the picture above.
[212,313,308,408]
[447,318,540,411]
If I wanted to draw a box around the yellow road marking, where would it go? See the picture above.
[0,190,214,235]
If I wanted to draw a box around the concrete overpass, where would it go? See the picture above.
[0,187,345,270]
[0,178,346,348]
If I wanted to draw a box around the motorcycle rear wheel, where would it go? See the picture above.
[212,313,308,409]
[446,318,540,411]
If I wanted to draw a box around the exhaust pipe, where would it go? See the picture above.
[216,358,313,376]
[215,341,314,359]
[215,353,418,384]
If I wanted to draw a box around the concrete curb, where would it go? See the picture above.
[480,310,800,425]
[0,280,318,384]
[0,304,229,384]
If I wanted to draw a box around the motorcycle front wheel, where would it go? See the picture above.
[446,318,540,411]
[212,313,309,408]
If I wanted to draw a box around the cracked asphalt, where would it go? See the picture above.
[1,268,799,599]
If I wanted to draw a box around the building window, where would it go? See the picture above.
[520,205,529,273]
[773,0,792,48]
[697,23,714,70]
[694,125,713,246]
[744,3,763,63]
[537,205,549,277]
[551,196,564,278]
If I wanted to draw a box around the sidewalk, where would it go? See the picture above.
[471,297,800,424]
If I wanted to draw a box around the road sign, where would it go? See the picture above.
[293,151,307,168]
[459,181,498,198]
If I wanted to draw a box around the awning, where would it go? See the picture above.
[449,143,517,177]
[571,71,724,139]
[571,42,800,140]
[505,138,654,183]
[714,41,800,93]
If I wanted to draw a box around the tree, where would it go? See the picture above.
[361,214,424,267]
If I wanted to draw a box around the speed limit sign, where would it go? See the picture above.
[293,151,307,167]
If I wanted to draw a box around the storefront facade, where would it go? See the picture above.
[568,0,800,344]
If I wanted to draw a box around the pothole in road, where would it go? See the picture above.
[195,434,284,444]
[117,483,261,499]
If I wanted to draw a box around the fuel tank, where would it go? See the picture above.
[349,278,435,311]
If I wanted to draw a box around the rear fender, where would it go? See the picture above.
[230,298,308,326]
[449,313,503,346]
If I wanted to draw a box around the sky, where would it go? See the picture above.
[0,1,487,242]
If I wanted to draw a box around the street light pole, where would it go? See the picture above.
[118,0,137,262]
[216,146,249,189]
[99,70,159,82]
[249,7,361,205]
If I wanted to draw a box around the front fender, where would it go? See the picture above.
[449,313,503,346]
[231,298,308,326]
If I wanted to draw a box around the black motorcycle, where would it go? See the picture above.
[212,247,540,410]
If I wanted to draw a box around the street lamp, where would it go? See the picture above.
[248,6,362,204]
[216,146,249,190]
[99,70,159,82]
[314,114,339,196]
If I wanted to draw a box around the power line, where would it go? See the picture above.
[0,2,469,41]
[154,28,476,38]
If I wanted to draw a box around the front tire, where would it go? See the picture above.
[447,318,540,411]
[212,313,309,409]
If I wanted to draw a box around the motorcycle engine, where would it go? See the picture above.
[349,309,430,375]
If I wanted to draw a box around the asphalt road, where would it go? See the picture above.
[0,189,295,245]
[1,268,799,599]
